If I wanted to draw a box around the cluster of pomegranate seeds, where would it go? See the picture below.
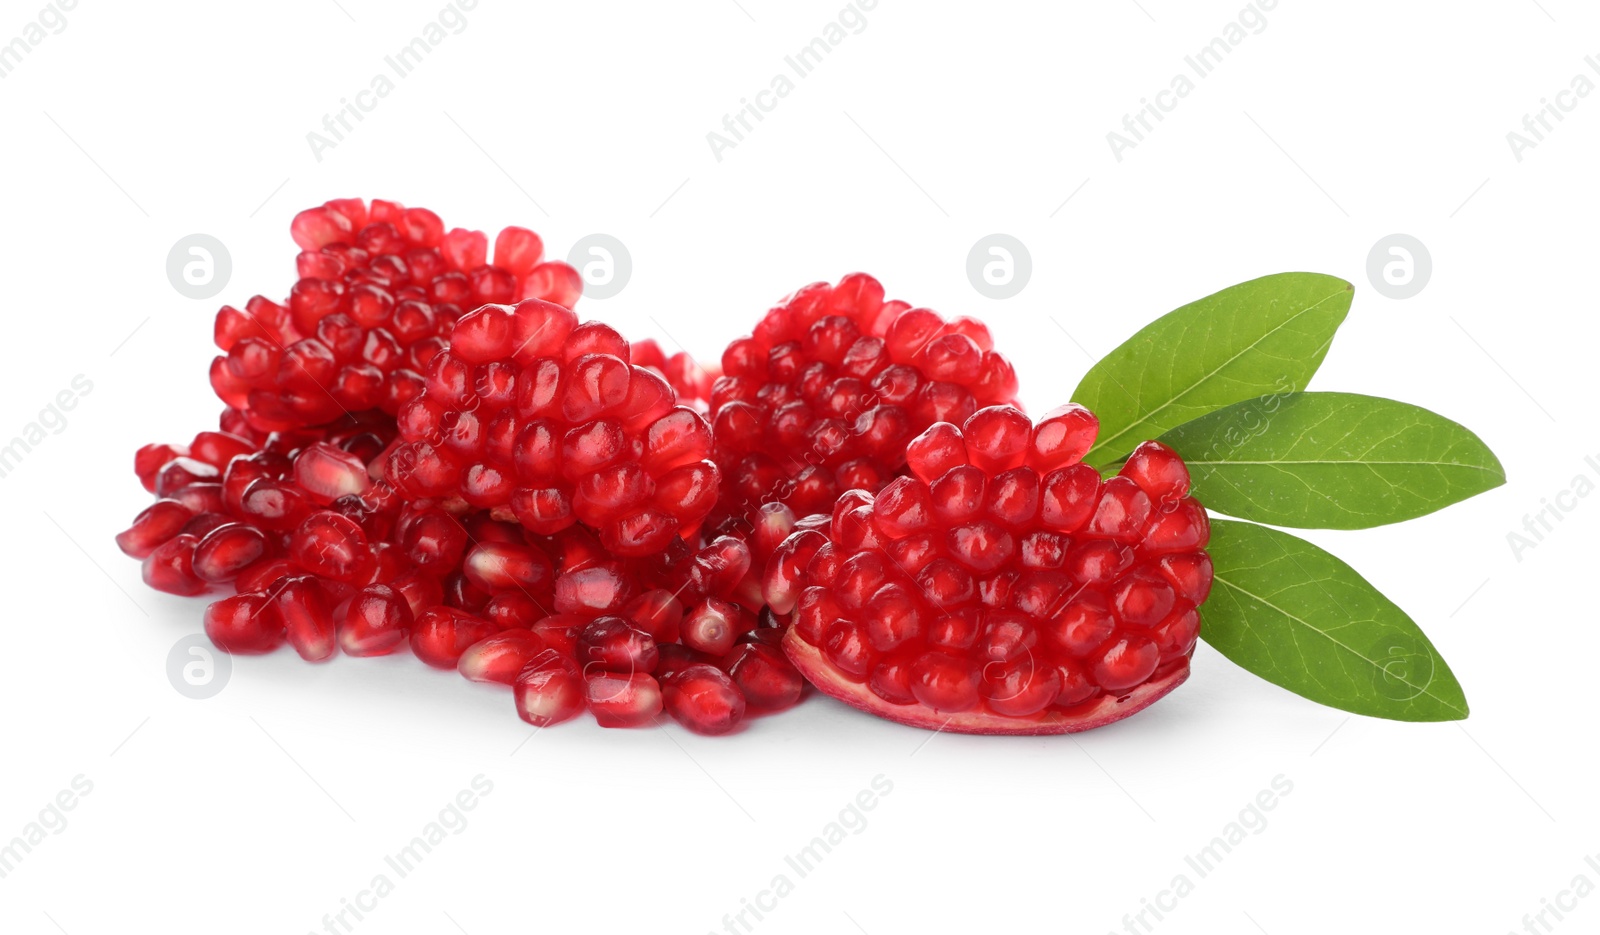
[384,298,723,557]
[211,197,583,437]
[771,405,1211,734]
[708,273,1020,529]
[124,215,1213,738]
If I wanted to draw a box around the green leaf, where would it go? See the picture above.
[1160,392,1506,529]
[1201,519,1468,722]
[1073,273,1353,466]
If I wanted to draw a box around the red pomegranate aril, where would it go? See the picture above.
[725,642,805,711]
[586,672,663,728]
[235,557,297,594]
[530,614,588,655]
[396,507,467,572]
[135,443,188,492]
[273,576,337,662]
[1112,570,1176,627]
[116,500,193,559]
[1093,636,1161,693]
[143,534,208,596]
[443,571,492,613]
[821,620,878,680]
[1120,440,1191,506]
[763,529,827,615]
[621,589,683,643]
[293,443,372,505]
[553,562,635,617]
[514,651,585,727]
[238,478,312,532]
[1028,404,1099,471]
[575,616,659,674]
[663,665,747,735]
[1040,464,1101,532]
[982,660,1061,717]
[1157,552,1214,604]
[1152,605,1201,662]
[483,591,543,630]
[204,592,285,654]
[909,651,981,713]
[288,511,373,583]
[339,584,414,656]
[868,656,918,705]
[461,541,554,596]
[412,607,499,668]
[169,483,227,516]
[154,457,220,498]
[459,629,547,684]
[1047,591,1117,657]
[390,569,445,618]
[681,597,748,657]
[192,523,269,583]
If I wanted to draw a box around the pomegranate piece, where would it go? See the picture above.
[224,198,582,435]
[514,650,585,727]
[385,299,720,550]
[707,273,1020,527]
[585,671,663,728]
[663,665,747,735]
[778,413,1210,734]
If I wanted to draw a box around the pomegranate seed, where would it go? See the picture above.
[289,511,373,583]
[585,672,663,728]
[135,443,188,492]
[461,541,554,596]
[459,629,547,683]
[273,576,337,662]
[411,607,498,668]
[293,443,372,505]
[143,534,208,596]
[1092,637,1161,693]
[681,597,748,657]
[663,665,747,735]
[204,592,284,654]
[553,562,635,616]
[339,584,414,656]
[621,589,683,643]
[575,617,659,674]
[514,650,585,727]
[724,642,804,710]
[192,523,269,583]
[116,500,193,559]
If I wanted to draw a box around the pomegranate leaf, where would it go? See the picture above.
[1160,392,1505,529]
[1200,519,1468,721]
[1074,273,1353,466]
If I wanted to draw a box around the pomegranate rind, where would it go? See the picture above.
[783,629,1188,735]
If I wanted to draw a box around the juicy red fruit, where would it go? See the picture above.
[708,273,1020,528]
[780,411,1211,735]
[385,299,721,555]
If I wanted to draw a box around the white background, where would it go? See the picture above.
[0,1,1594,933]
